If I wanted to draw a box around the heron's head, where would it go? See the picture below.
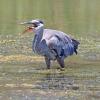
[20,19,44,34]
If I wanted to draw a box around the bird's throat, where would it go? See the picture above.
[32,28,44,53]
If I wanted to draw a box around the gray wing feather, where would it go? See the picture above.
[43,29,74,57]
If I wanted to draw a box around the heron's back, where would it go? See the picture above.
[42,29,79,58]
[42,29,72,42]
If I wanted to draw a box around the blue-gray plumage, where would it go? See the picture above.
[21,19,80,69]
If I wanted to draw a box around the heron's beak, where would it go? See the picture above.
[20,21,32,25]
[20,21,35,34]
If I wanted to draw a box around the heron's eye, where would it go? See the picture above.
[33,23,38,27]
[39,20,43,24]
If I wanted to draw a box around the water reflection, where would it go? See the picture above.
[37,72,79,90]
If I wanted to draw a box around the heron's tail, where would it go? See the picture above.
[72,39,80,54]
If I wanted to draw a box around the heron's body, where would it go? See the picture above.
[33,29,74,59]
[21,19,80,69]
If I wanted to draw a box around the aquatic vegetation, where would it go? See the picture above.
[0,33,100,100]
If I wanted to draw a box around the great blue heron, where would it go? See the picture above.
[21,19,80,69]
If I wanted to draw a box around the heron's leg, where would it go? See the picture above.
[57,57,65,68]
[44,57,51,69]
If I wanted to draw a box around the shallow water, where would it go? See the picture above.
[0,34,100,100]
[0,60,100,100]
[0,0,100,99]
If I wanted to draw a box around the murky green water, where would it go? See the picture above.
[0,0,100,100]
[0,34,100,100]
[0,0,100,35]
[0,60,100,100]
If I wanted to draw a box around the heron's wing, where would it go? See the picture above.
[43,29,78,57]
[46,35,74,57]
[46,35,62,57]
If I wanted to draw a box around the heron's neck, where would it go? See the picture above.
[33,28,43,53]
[32,24,44,53]
[34,27,43,42]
